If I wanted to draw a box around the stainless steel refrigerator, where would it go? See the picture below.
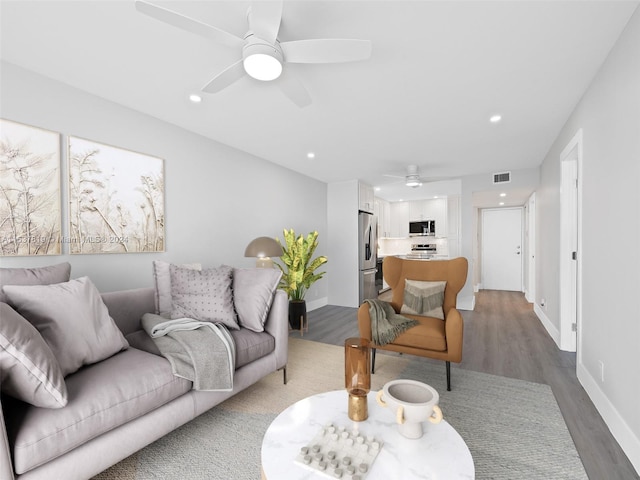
[358,211,378,304]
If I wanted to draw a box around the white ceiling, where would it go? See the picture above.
[1,1,637,205]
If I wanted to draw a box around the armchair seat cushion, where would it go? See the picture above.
[388,314,447,351]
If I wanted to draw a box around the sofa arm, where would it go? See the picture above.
[0,398,15,480]
[264,290,288,370]
[444,307,464,363]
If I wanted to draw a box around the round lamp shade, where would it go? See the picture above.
[244,236,282,258]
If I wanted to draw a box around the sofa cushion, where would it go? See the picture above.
[0,303,68,408]
[229,328,275,368]
[169,264,239,329]
[7,348,192,475]
[391,314,447,351]
[233,268,282,332]
[0,262,71,303]
[125,329,162,356]
[2,277,129,376]
[153,260,201,318]
[400,279,446,320]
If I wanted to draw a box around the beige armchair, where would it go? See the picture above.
[358,256,468,390]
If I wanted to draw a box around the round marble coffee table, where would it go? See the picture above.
[261,390,474,479]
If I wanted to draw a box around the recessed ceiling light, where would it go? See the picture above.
[189,94,202,103]
[490,114,502,123]
[307,152,315,159]
[499,202,505,206]
[434,196,439,199]
[499,193,507,197]
[374,187,381,192]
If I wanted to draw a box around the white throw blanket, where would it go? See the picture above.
[141,314,236,392]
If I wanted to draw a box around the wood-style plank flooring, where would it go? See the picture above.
[294,290,638,480]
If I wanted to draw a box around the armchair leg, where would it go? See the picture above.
[371,348,376,374]
[281,365,287,385]
[446,361,451,391]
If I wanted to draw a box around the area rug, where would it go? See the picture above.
[93,338,587,479]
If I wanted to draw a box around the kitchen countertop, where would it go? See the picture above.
[378,254,450,261]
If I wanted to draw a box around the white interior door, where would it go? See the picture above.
[481,208,523,291]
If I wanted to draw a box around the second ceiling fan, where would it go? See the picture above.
[135,0,372,107]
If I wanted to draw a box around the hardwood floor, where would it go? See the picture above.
[295,290,639,480]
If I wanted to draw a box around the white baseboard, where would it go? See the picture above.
[577,363,640,475]
[533,303,561,348]
[457,294,476,311]
[474,283,481,293]
[306,297,328,312]
[524,289,533,303]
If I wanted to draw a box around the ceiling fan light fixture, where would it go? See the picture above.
[405,175,422,188]
[243,40,283,81]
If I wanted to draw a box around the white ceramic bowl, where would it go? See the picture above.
[376,379,443,439]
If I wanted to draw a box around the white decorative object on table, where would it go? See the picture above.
[376,379,442,439]
[294,423,382,479]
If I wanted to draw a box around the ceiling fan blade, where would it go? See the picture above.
[276,71,312,108]
[201,59,245,93]
[135,0,244,49]
[281,39,372,64]
[248,0,283,45]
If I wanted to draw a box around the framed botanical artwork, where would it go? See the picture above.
[68,136,164,254]
[0,119,62,256]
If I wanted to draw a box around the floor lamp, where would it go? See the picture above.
[244,236,282,268]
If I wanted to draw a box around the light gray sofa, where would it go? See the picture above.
[0,285,289,480]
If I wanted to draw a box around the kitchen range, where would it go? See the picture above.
[406,243,438,259]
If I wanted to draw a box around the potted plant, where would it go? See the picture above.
[275,229,328,330]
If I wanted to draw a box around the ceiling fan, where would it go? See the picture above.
[383,165,431,188]
[135,0,372,107]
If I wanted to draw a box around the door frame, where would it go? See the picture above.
[559,129,583,354]
[525,193,536,303]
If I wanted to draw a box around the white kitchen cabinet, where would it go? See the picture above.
[358,182,375,213]
[430,198,447,237]
[409,200,426,221]
[390,202,409,237]
[446,195,460,257]
[374,197,391,238]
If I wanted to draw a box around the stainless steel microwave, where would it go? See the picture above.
[409,220,435,236]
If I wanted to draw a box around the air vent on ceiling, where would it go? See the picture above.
[493,171,511,184]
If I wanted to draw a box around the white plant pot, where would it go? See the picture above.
[376,379,443,439]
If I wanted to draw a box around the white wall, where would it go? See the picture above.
[327,180,359,307]
[0,62,329,305]
[536,8,640,472]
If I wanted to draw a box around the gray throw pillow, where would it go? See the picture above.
[0,303,68,408]
[3,277,129,376]
[169,264,239,329]
[153,260,202,318]
[233,268,282,332]
[400,279,447,320]
[0,262,71,303]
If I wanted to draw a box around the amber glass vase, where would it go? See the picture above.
[344,337,371,421]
